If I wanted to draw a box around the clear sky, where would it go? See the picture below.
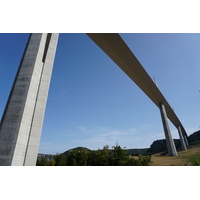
[0,33,200,154]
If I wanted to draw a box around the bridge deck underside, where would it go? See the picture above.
[87,33,187,137]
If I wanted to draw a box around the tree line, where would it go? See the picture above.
[37,144,151,166]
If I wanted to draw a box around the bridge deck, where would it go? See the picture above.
[87,33,187,137]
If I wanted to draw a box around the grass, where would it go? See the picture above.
[150,145,200,166]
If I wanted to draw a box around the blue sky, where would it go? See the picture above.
[0,33,200,154]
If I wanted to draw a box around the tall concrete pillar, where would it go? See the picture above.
[159,102,178,156]
[184,135,189,147]
[0,33,59,166]
[177,126,187,150]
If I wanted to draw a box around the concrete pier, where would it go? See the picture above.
[178,126,187,150]
[184,135,189,147]
[0,33,58,165]
[159,102,178,156]
[0,33,188,165]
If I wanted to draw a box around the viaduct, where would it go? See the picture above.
[0,33,188,165]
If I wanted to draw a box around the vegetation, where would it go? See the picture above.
[188,130,200,146]
[36,144,151,166]
[36,157,55,166]
[146,139,182,155]
[146,130,200,156]
[126,148,148,156]
[150,145,200,166]
[37,130,200,166]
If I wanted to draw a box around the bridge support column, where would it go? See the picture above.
[0,33,59,166]
[159,102,178,156]
[184,135,189,147]
[178,126,187,150]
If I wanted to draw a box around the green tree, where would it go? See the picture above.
[110,144,128,166]
[36,157,49,166]
[54,154,67,166]
[77,148,88,166]
[138,155,152,166]
[88,145,111,166]
[66,148,88,166]
[48,159,56,166]
[126,157,140,166]
[66,150,79,166]
[36,144,152,166]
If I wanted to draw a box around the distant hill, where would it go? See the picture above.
[62,147,92,156]
[146,130,200,155]
[126,148,149,156]
[38,130,200,159]
[37,153,55,161]
[146,139,181,155]
[62,146,149,156]
[188,130,200,145]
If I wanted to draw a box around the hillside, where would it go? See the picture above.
[150,145,200,166]
[126,148,148,155]
[61,146,149,156]
[188,130,200,145]
[37,130,200,163]
[146,139,181,155]
[145,130,200,155]
[62,147,91,156]
[148,130,200,165]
